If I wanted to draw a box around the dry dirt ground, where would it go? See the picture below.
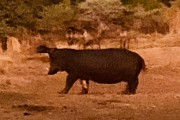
[0,36,180,120]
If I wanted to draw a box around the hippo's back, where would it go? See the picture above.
[70,49,145,83]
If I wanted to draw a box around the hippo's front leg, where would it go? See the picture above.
[58,74,77,94]
[79,80,89,94]
[48,64,59,75]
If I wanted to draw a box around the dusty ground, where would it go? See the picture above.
[0,35,180,120]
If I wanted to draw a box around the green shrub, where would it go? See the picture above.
[140,14,169,34]
[36,3,76,34]
[121,0,163,11]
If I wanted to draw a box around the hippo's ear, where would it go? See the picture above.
[36,45,50,53]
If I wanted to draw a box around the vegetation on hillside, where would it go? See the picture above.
[0,0,179,39]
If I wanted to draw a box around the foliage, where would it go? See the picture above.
[78,0,125,21]
[172,0,180,8]
[0,0,178,38]
[159,0,175,7]
[36,3,76,33]
[121,0,163,10]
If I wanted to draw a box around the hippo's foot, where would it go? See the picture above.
[122,90,136,95]
[121,89,130,95]
[58,90,68,94]
[78,89,88,95]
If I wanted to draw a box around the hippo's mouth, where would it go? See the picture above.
[48,68,58,75]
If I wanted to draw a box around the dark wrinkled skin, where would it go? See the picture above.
[37,45,145,95]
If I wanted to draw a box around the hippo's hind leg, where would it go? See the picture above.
[58,74,77,94]
[123,77,139,95]
[129,77,139,94]
[79,79,89,94]
[122,84,130,94]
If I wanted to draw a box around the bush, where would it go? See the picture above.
[121,0,163,11]
[140,14,169,34]
[0,0,172,38]
[36,3,76,34]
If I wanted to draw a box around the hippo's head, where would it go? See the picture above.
[36,45,50,53]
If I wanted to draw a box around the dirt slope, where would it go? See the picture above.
[0,39,180,120]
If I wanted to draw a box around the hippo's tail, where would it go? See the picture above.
[141,58,147,71]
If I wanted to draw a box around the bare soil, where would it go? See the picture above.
[0,37,180,120]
